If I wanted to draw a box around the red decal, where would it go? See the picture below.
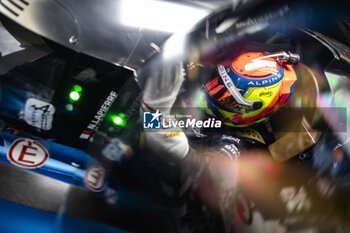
[84,166,106,192]
[7,138,49,169]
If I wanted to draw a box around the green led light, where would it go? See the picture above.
[113,116,123,125]
[69,91,80,101]
[69,84,82,102]
[111,114,126,126]
[73,84,83,92]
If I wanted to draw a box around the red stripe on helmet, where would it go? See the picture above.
[209,85,225,96]
[205,76,219,91]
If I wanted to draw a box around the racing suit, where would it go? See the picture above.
[140,60,350,227]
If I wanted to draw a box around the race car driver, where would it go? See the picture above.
[140,49,298,199]
[138,28,350,228]
[194,51,299,157]
[142,50,299,168]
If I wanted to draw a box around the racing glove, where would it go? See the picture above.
[140,57,189,163]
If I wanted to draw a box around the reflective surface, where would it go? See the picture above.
[0,0,350,232]
[0,0,231,70]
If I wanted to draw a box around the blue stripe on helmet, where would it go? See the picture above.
[226,65,284,89]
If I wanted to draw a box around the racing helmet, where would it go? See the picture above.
[202,51,299,127]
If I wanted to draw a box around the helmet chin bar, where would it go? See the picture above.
[217,65,263,110]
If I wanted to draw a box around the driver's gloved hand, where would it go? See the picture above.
[140,58,189,164]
